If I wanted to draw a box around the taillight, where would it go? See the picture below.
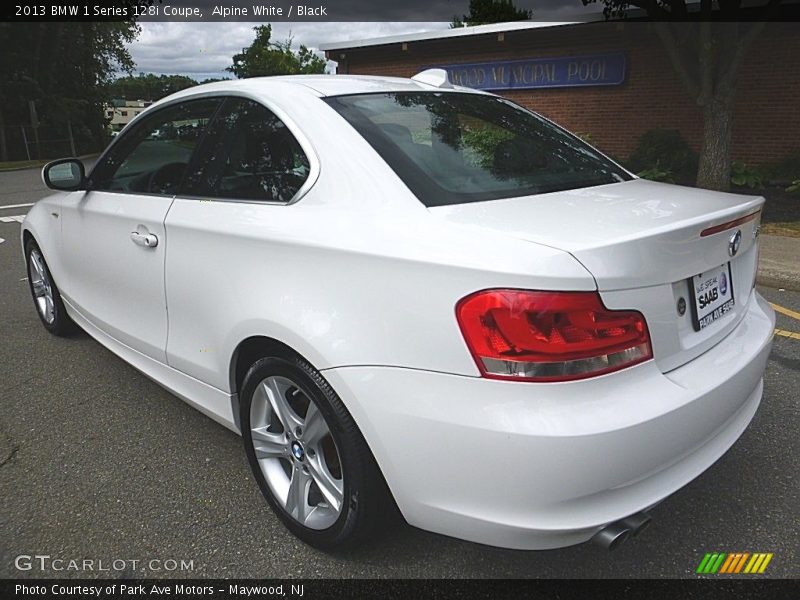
[456,289,652,382]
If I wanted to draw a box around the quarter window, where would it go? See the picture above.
[89,99,222,196]
[182,98,310,203]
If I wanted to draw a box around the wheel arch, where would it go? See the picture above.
[22,227,35,250]
[229,335,306,430]
[229,333,402,525]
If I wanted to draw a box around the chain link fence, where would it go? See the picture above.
[1,123,105,162]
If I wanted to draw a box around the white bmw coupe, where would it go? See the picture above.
[23,72,774,551]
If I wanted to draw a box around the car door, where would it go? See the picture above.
[163,97,315,387]
[60,98,222,362]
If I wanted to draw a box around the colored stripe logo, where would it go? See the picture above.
[696,552,773,574]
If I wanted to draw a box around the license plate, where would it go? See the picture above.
[689,263,735,331]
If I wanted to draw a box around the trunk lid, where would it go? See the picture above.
[430,179,764,372]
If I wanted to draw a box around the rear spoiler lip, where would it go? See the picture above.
[700,209,762,237]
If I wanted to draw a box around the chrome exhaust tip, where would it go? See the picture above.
[592,522,631,551]
[621,511,652,537]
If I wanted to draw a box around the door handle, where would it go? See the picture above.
[130,231,158,248]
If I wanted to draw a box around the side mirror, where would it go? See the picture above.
[42,158,85,191]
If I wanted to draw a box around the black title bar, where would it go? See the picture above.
[3,0,800,22]
[2,579,799,600]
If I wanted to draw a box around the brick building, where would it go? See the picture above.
[320,21,800,167]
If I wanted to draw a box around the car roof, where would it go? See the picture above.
[160,74,485,103]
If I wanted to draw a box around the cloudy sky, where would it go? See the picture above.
[129,22,449,80]
[126,1,592,80]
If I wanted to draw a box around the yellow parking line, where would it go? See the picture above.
[770,302,800,322]
[775,328,800,340]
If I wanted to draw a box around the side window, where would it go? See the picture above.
[183,98,311,202]
[90,98,221,195]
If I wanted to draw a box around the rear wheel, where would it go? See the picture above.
[25,240,74,336]
[240,355,393,549]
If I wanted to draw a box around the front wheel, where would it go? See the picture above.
[25,239,75,336]
[240,356,394,549]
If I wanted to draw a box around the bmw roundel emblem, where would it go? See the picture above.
[719,272,728,295]
[291,441,305,461]
[728,229,742,257]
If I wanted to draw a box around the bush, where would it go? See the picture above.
[637,165,675,183]
[628,129,698,184]
[730,161,764,189]
[786,179,800,195]
[761,149,800,184]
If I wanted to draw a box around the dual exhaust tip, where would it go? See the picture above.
[592,511,652,551]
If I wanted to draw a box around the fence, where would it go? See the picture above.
[0,123,104,162]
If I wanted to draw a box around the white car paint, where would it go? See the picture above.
[22,74,774,550]
[60,192,172,361]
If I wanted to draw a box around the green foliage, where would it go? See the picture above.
[451,0,532,27]
[227,25,327,79]
[108,74,204,102]
[628,129,698,185]
[0,22,140,159]
[461,125,514,168]
[637,165,675,184]
[575,132,595,144]
[730,161,764,189]
[785,179,800,195]
[760,150,800,183]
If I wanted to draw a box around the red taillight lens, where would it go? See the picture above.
[456,289,653,382]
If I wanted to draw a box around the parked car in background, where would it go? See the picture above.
[23,72,774,551]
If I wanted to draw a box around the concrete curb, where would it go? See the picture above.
[757,234,800,292]
[757,273,800,292]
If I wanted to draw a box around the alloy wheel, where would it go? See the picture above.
[249,375,344,529]
[29,249,55,324]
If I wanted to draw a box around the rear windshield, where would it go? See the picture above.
[325,92,631,207]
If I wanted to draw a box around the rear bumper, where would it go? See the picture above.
[323,291,775,550]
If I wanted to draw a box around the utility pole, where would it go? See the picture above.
[29,100,40,159]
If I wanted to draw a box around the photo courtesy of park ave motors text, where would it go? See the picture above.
[1,0,799,588]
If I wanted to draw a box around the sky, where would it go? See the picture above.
[126,1,593,80]
[128,22,449,80]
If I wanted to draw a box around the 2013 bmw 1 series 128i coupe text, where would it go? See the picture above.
[23,71,774,551]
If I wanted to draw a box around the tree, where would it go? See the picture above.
[227,25,327,78]
[0,22,139,160]
[583,0,783,191]
[109,74,200,102]
[451,0,532,28]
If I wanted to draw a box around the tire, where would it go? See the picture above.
[25,239,75,336]
[240,355,395,549]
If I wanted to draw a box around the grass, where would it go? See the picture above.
[761,222,800,238]
[0,159,48,171]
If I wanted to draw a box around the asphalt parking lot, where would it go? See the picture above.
[0,166,798,579]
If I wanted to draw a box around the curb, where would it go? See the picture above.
[0,163,47,173]
[756,234,800,292]
[0,154,99,173]
[757,272,800,292]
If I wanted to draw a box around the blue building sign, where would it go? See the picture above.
[437,52,627,91]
